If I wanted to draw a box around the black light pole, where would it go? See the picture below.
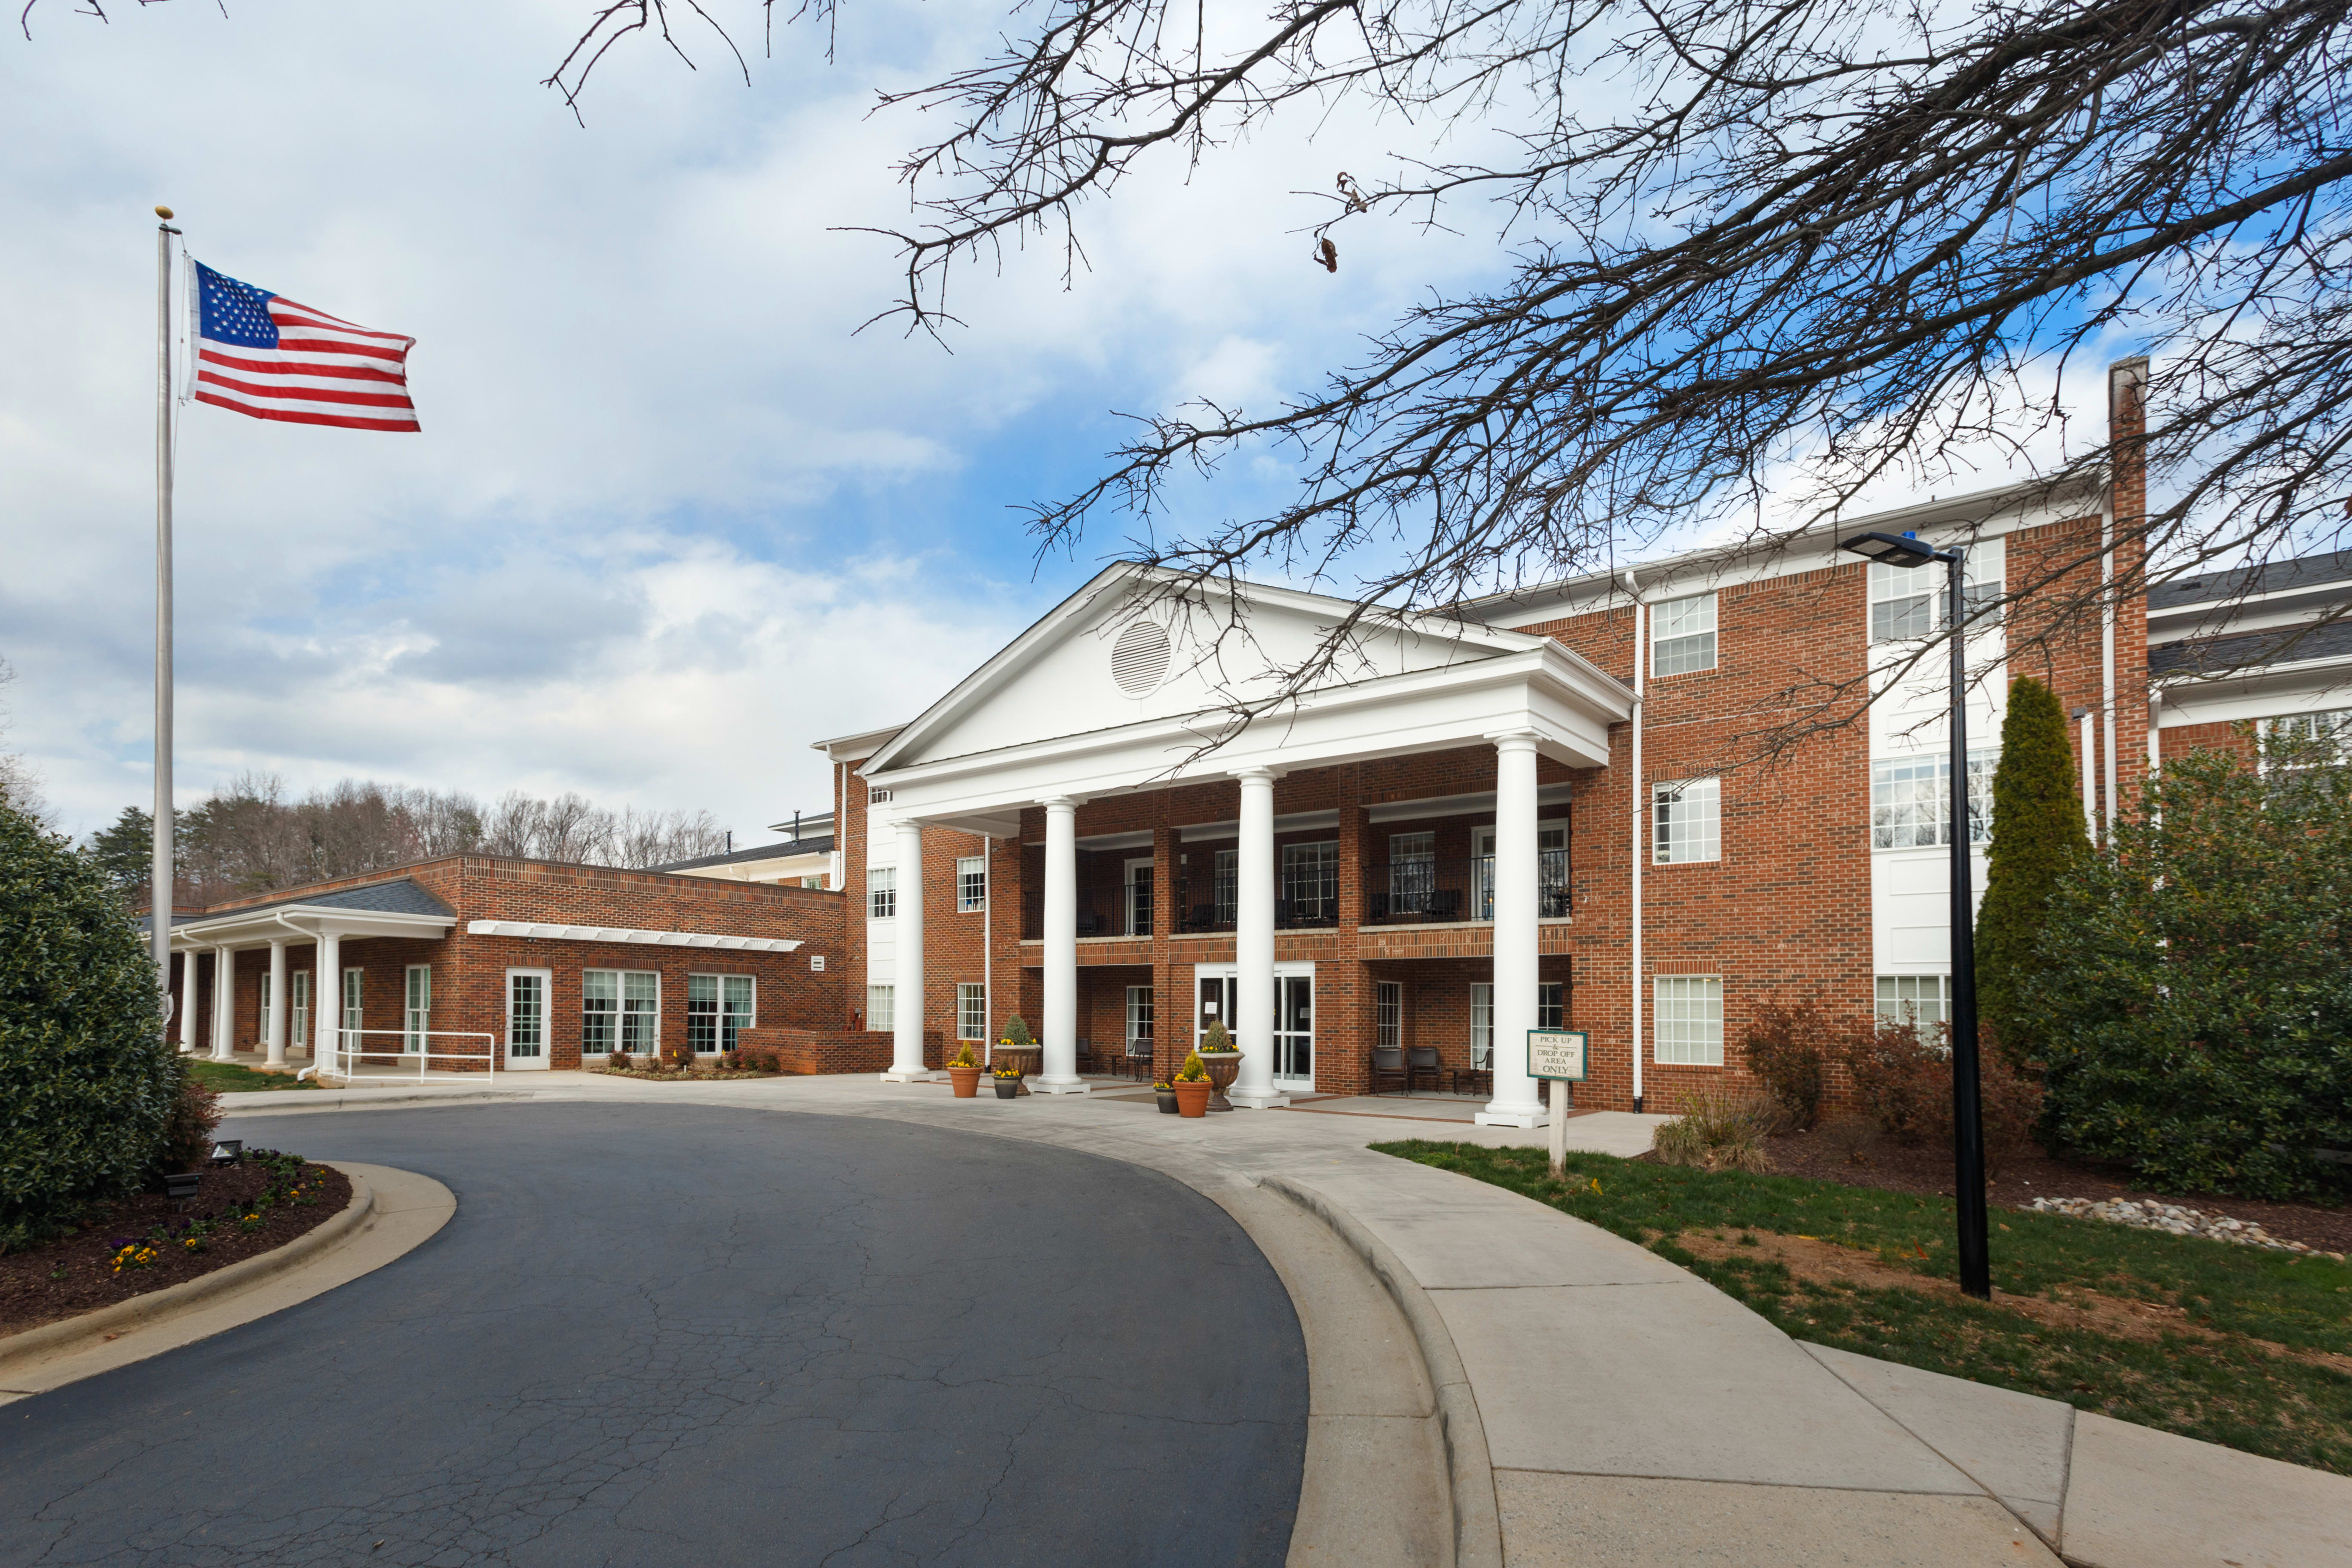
[1841,529,1993,1299]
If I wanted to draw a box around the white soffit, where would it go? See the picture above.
[466,921,803,952]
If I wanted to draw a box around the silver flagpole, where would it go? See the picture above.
[152,206,180,997]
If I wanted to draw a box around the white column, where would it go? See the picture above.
[312,928,341,1076]
[1229,767,1288,1109]
[177,945,198,1052]
[882,821,934,1081]
[265,938,289,1067]
[211,944,236,1060]
[1037,796,1088,1093]
[1479,732,1549,1127]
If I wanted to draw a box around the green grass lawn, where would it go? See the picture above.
[1377,1139,2352,1474]
[187,1059,319,1092]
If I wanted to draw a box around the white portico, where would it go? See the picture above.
[844,566,1633,1124]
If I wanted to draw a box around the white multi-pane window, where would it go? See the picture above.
[341,968,364,1041]
[2263,708,2352,767]
[868,867,897,919]
[957,982,987,1041]
[582,970,660,1055]
[1213,848,1239,924]
[1870,558,2001,641]
[866,984,894,1032]
[257,976,272,1047]
[1376,981,1403,1051]
[1652,779,1721,864]
[1470,983,1493,1068]
[1875,974,1952,1029]
[1280,841,1340,922]
[688,974,755,1053]
[1651,592,1718,676]
[1871,752,1995,848]
[956,855,988,912]
[290,971,310,1052]
[1654,976,1724,1066]
[1126,986,1154,1050]
[1538,981,1564,1031]
[404,965,431,1054]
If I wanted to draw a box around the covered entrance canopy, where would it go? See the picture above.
[854,565,1633,1124]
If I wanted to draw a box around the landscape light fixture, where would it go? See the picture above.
[164,1171,202,1201]
[209,1139,242,1167]
[1841,528,1993,1300]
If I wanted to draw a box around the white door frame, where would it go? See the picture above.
[1195,960,1316,1090]
[505,967,553,1071]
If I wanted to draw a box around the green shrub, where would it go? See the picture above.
[1977,676,2092,1064]
[1835,1015,2044,1178]
[1740,998,1831,1130]
[157,1056,222,1172]
[2028,743,2352,1198]
[998,1014,1035,1048]
[0,798,176,1251]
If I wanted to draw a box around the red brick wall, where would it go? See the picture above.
[2159,719,2257,765]
[739,1026,943,1075]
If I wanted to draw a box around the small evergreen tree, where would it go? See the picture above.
[0,798,176,1250]
[82,805,155,902]
[1975,677,2090,1063]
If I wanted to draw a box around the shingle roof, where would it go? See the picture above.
[2149,617,2352,677]
[650,837,834,873]
[139,877,456,931]
[2149,548,2352,613]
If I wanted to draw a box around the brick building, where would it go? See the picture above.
[157,855,844,1075]
[821,358,2351,1120]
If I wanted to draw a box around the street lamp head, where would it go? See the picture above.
[1840,530,1939,569]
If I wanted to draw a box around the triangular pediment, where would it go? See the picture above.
[870,567,1538,773]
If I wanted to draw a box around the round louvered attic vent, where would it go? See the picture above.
[1110,618,1172,696]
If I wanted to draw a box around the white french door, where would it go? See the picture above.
[505,968,552,1071]
[1195,962,1316,1090]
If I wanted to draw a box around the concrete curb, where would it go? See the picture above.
[1264,1172,1505,1568]
[220,1089,536,1114]
[0,1162,376,1377]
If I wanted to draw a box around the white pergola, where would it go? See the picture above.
[854,567,1635,1125]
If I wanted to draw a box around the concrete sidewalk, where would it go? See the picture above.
[230,1071,2352,1565]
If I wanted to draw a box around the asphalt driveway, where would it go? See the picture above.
[1,1103,1307,1566]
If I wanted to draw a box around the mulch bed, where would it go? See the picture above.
[1758,1127,2352,1255]
[0,1157,351,1338]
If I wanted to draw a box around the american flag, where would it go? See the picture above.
[193,262,419,432]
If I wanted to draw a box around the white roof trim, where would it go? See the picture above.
[466,921,803,952]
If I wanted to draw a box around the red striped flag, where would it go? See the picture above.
[193,261,418,432]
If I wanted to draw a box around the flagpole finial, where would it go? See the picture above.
[154,205,174,220]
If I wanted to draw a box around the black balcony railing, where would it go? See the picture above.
[1020,885,1152,941]
[1362,851,1569,925]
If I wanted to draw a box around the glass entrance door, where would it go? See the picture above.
[1273,975,1313,1084]
[505,968,551,1071]
[1197,974,1236,1048]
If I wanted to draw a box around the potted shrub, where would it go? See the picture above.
[1195,1020,1242,1112]
[946,1043,984,1099]
[1154,1080,1179,1115]
[1173,1052,1213,1118]
[992,1061,1023,1099]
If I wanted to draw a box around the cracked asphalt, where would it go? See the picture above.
[1,1103,1308,1567]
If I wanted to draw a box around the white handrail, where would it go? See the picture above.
[323,1027,500,1087]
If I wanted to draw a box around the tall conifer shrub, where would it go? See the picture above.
[1975,677,2090,1062]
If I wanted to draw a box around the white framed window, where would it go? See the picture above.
[1376,981,1403,1051]
[1654,976,1724,1066]
[1280,841,1340,922]
[2263,707,2352,768]
[1652,779,1721,864]
[404,965,431,1054]
[290,971,311,1050]
[957,982,987,1041]
[1875,974,1952,1029]
[582,969,660,1055]
[956,855,988,912]
[868,787,894,804]
[257,974,272,1046]
[1651,592,1718,676]
[1869,557,2002,641]
[1871,752,1994,848]
[1124,857,1155,937]
[688,974,755,1053]
[1125,985,1154,1048]
[868,866,897,920]
[1213,848,1239,924]
[1470,983,1493,1069]
[1537,981,1564,1031]
[341,968,363,1041]
[866,984,894,1032]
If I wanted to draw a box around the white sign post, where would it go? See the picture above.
[1528,1029,1589,1176]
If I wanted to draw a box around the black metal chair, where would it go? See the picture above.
[1184,903,1218,932]
[1074,1037,1098,1075]
[1371,1046,1408,1095]
[1405,1045,1443,1093]
[1427,889,1464,923]
[1124,1035,1155,1081]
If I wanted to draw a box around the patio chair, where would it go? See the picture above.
[1405,1046,1443,1093]
[1184,903,1218,932]
[1370,1046,1408,1095]
[1124,1035,1155,1081]
[1074,1037,1098,1075]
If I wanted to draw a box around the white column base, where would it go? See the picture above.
[1229,1087,1291,1110]
[1475,1106,1550,1129]
[1033,1076,1091,1095]
[879,1069,942,1084]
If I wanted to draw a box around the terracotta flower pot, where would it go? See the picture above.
[1173,1079,1213,1118]
[947,1064,983,1098]
[1197,1051,1241,1112]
